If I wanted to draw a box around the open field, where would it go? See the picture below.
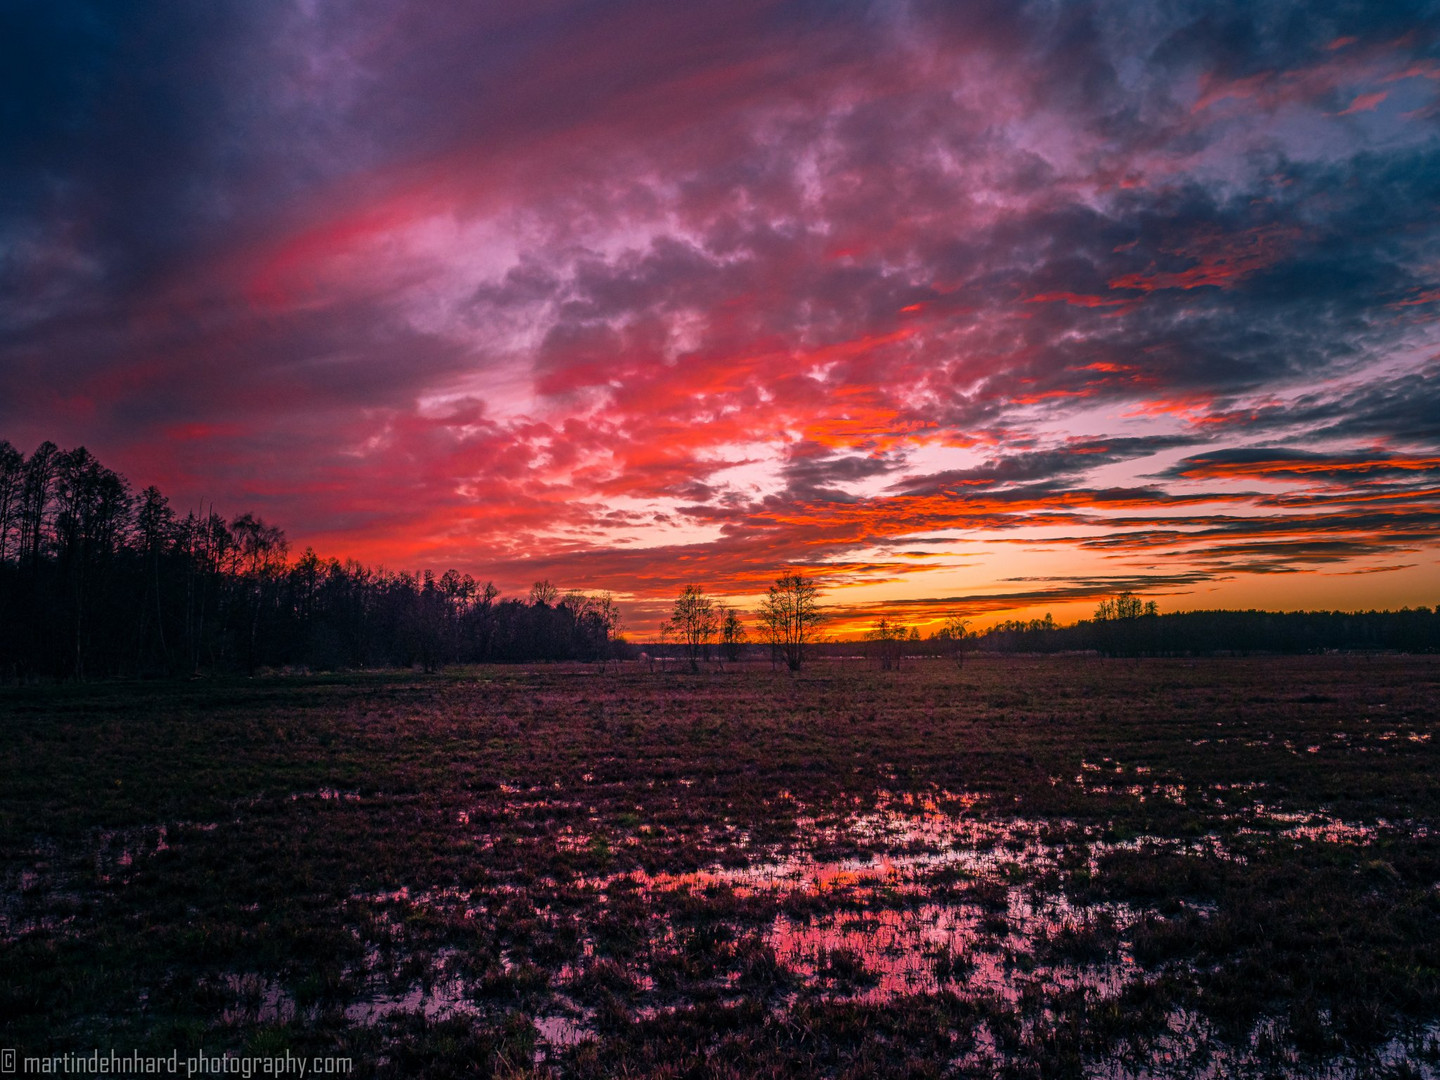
[2,656,1439,1078]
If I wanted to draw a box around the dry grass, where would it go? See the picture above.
[1,655,1438,1076]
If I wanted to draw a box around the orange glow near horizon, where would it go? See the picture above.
[3,2,1439,638]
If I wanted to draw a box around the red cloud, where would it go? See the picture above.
[1109,225,1301,293]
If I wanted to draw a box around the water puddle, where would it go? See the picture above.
[8,784,1435,1074]
[219,973,294,1025]
[288,788,361,802]
[533,1011,592,1050]
[767,896,1139,1005]
[90,825,171,883]
[344,950,485,1025]
[1089,1013,1440,1080]
[326,789,1417,1048]
[1237,806,1430,845]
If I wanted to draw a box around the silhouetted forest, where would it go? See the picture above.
[971,604,1440,657]
[825,602,1440,661]
[800,610,1440,668]
[0,440,621,681]
[3,439,1437,682]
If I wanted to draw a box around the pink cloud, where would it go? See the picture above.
[1337,90,1389,114]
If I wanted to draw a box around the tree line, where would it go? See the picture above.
[5,439,1434,682]
[978,595,1440,656]
[836,593,1440,660]
[0,440,622,681]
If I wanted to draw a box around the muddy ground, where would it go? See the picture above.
[2,655,1438,1077]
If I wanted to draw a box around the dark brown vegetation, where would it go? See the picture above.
[1,655,1438,1077]
[0,440,624,682]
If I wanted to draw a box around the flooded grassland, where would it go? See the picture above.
[2,655,1438,1078]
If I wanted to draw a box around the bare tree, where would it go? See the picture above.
[865,617,906,671]
[1096,591,1145,622]
[758,572,822,672]
[53,447,130,679]
[230,512,288,674]
[719,604,748,665]
[671,584,718,672]
[18,441,59,568]
[591,592,623,672]
[937,614,972,668]
[0,441,22,563]
[1094,591,1158,656]
[137,486,176,672]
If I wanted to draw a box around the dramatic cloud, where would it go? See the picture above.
[3,0,1439,631]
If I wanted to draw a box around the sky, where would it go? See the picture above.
[3,0,1440,635]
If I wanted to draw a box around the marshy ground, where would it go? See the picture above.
[2,655,1438,1078]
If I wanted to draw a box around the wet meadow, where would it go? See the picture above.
[2,655,1438,1078]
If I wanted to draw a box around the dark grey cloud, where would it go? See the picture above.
[1161,447,1440,484]
[2,0,1438,604]
[892,437,1198,496]
[777,442,907,503]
